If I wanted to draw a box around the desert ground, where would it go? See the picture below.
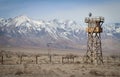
[0,47,120,77]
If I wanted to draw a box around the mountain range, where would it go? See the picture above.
[0,15,120,53]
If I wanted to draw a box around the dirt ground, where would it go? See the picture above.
[0,63,120,77]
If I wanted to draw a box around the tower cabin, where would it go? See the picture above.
[85,16,104,33]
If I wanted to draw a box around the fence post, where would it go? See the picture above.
[49,55,52,63]
[36,56,38,64]
[20,55,22,64]
[1,56,3,64]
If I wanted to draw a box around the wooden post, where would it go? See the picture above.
[107,56,109,64]
[68,57,69,64]
[49,55,52,63]
[62,57,64,64]
[1,56,3,64]
[73,57,74,63]
[0,50,4,64]
[36,56,38,64]
[20,56,22,64]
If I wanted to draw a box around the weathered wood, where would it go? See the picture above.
[20,56,22,64]
[1,56,3,64]
[35,56,38,64]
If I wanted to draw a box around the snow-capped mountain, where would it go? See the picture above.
[103,23,120,38]
[0,15,86,49]
[0,15,120,52]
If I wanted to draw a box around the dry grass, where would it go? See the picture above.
[89,69,105,76]
[0,63,120,77]
[0,49,120,77]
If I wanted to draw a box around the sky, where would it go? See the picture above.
[0,0,120,23]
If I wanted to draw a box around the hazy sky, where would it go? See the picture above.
[0,0,120,23]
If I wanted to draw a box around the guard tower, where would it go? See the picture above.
[85,13,104,65]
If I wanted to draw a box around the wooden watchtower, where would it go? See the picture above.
[85,13,104,65]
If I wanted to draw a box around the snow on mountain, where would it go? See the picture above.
[0,17,8,27]
[0,15,86,48]
[0,15,120,50]
[0,17,4,21]
[102,23,120,39]
[0,15,119,39]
